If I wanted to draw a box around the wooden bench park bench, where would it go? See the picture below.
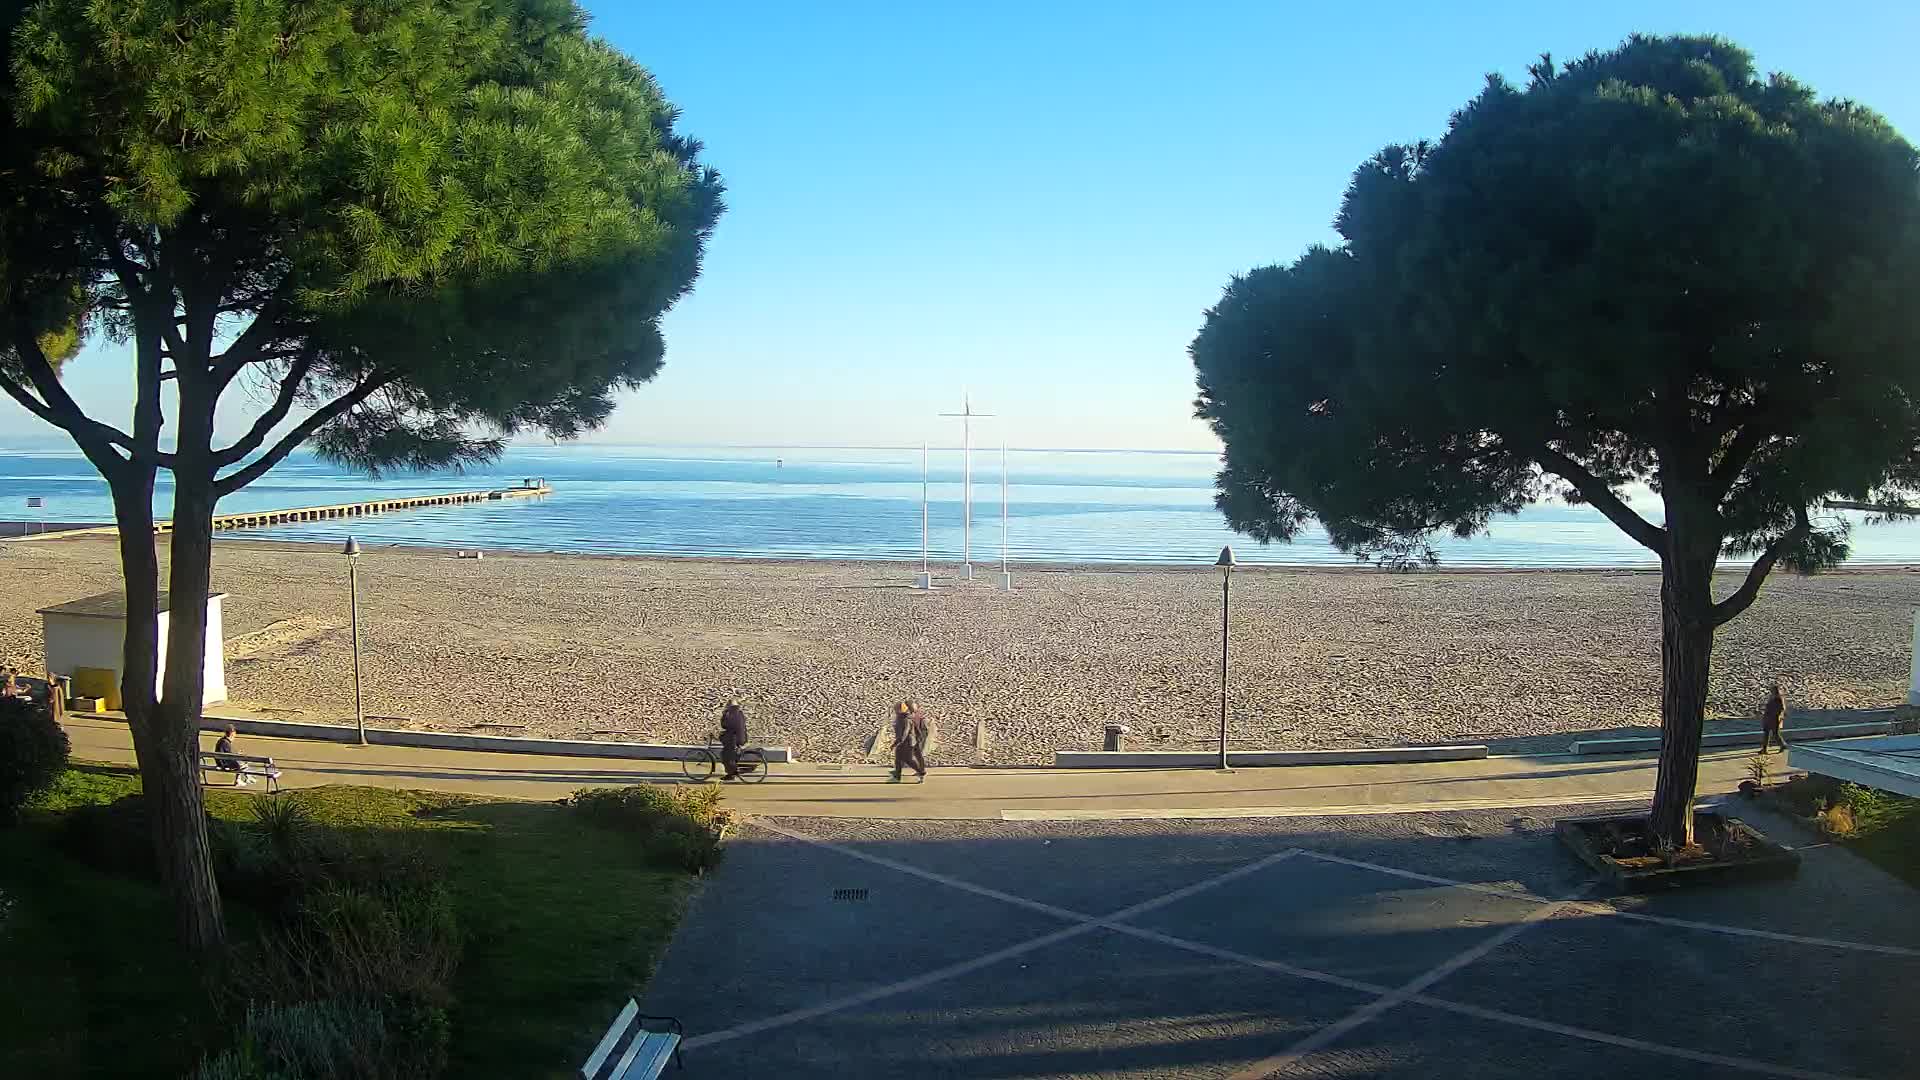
[198,751,282,793]
[583,1000,683,1078]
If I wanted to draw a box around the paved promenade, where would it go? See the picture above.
[62,715,1754,820]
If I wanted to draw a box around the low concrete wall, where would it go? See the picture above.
[1572,718,1895,756]
[74,712,793,763]
[1051,745,1489,769]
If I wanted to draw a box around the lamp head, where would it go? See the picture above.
[343,536,361,558]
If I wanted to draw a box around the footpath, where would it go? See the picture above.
[59,715,1757,820]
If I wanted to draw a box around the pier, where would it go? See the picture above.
[189,480,550,534]
[10,480,551,540]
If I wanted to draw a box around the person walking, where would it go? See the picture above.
[719,700,748,781]
[890,700,929,783]
[1761,682,1788,754]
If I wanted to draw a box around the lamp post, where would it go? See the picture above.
[1215,545,1236,771]
[344,536,365,745]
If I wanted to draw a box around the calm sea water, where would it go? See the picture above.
[0,443,1915,568]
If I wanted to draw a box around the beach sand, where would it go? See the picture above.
[1,535,1914,763]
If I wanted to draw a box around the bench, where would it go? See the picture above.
[583,1000,683,1079]
[198,751,282,793]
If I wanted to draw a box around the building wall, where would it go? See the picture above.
[43,596,227,706]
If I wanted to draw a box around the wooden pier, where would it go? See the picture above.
[9,481,551,541]
[185,481,551,534]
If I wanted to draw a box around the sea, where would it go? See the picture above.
[0,443,1916,568]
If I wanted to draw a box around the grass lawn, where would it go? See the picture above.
[0,764,700,1079]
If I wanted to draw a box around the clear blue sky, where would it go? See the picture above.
[9,1,1919,451]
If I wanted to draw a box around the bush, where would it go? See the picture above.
[211,797,444,915]
[191,997,443,1080]
[571,784,728,872]
[58,793,156,876]
[239,884,462,1009]
[0,695,69,824]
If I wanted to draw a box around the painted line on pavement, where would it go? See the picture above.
[681,823,1303,1052]
[735,820,1869,1079]
[1098,914,1853,1080]
[999,790,1653,821]
[1227,882,1597,1080]
[1302,851,1920,959]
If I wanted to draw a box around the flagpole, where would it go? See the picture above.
[999,443,1012,591]
[915,441,931,589]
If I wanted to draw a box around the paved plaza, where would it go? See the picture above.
[643,803,1920,1079]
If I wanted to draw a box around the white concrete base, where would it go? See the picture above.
[998,572,1012,591]
[75,712,793,762]
[1910,609,1919,705]
[1789,734,1920,797]
[914,572,932,590]
[1052,745,1489,768]
[1572,717,1895,755]
[963,563,975,580]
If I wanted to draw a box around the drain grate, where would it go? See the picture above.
[833,888,869,901]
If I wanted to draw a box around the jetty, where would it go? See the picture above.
[11,479,551,540]
[193,479,550,534]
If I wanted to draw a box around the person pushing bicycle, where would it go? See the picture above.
[719,700,748,782]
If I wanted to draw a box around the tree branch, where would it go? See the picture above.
[1711,505,1811,627]
[211,354,315,467]
[1708,422,1767,498]
[1535,444,1666,552]
[214,372,398,496]
[210,301,290,387]
[5,319,171,468]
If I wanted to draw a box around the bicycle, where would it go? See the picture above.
[681,739,769,783]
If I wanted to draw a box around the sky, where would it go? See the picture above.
[7,0,1920,452]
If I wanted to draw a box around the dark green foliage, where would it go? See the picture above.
[57,793,157,875]
[5,772,696,1077]
[572,783,727,872]
[1193,34,1920,845]
[191,997,446,1080]
[1193,34,1920,569]
[1,0,724,473]
[0,697,67,824]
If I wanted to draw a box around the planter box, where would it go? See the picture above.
[1556,811,1800,892]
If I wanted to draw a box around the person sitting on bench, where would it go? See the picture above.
[213,724,257,786]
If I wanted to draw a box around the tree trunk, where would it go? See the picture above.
[156,388,226,951]
[110,468,226,952]
[1648,543,1718,849]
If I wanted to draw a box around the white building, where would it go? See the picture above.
[38,590,229,709]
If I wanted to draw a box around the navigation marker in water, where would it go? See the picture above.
[940,392,994,580]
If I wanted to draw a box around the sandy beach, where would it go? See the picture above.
[0,534,1914,763]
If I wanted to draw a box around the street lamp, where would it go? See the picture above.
[343,536,365,745]
[1215,544,1236,771]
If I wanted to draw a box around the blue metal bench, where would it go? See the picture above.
[582,1000,683,1079]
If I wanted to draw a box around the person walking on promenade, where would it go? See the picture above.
[719,700,748,781]
[1761,682,1788,754]
[890,700,929,783]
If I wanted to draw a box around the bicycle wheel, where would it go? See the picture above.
[735,748,769,784]
[681,747,718,782]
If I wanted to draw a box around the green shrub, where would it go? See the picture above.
[191,997,442,1080]
[0,696,69,824]
[571,784,727,872]
[57,793,156,876]
[239,884,462,1009]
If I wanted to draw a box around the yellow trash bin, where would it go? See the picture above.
[70,666,120,712]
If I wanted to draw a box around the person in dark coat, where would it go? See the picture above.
[1761,682,1787,754]
[891,701,928,783]
[719,701,748,781]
